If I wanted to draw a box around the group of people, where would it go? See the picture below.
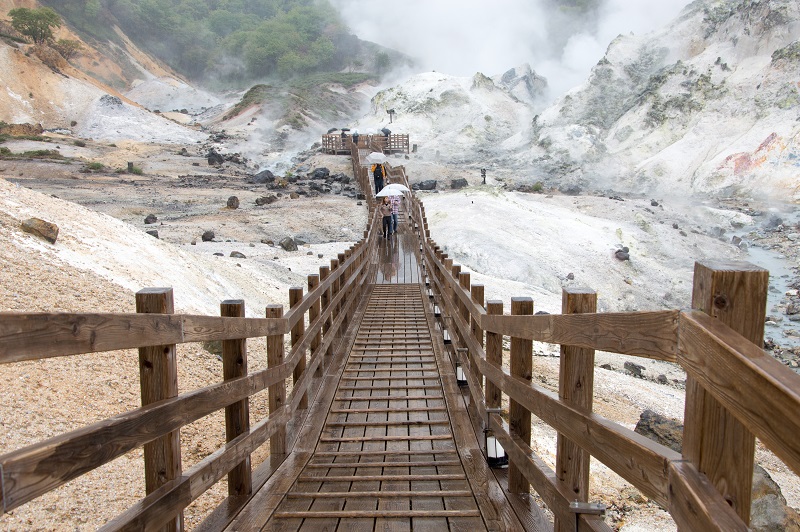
[379,194,401,239]
[373,162,402,239]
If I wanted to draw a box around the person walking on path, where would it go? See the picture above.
[373,163,384,195]
[389,194,401,235]
[379,196,393,239]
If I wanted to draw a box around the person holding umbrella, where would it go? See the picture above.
[379,196,393,239]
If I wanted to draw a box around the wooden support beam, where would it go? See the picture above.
[221,300,251,498]
[509,296,534,494]
[266,304,286,468]
[136,287,183,532]
[681,260,768,524]
[289,287,307,410]
[555,288,596,532]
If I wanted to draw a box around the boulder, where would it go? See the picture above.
[310,167,330,180]
[202,230,215,242]
[207,149,224,166]
[279,237,298,251]
[252,169,275,184]
[635,411,800,531]
[624,361,645,377]
[144,214,158,224]
[615,249,630,261]
[230,251,246,259]
[20,218,59,244]
[227,196,239,209]
[450,178,468,189]
[413,180,437,191]
[146,230,159,238]
[255,195,278,206]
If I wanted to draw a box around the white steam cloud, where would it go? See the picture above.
[331,0,691,98]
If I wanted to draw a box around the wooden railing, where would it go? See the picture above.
[323,133,410,155]
[0,212,383,530]
[401,189,800,532]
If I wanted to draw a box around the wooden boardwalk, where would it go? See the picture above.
[225,217,531,530]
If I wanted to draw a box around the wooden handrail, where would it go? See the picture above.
[405,184,800,531]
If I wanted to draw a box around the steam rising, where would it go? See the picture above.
[331,0,691,98]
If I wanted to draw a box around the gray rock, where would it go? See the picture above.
[413,180,437,191]
[252,169,275,184]
[227,196,239,209]
[310,167,330,180]
[635,411,800,531]
[202,230,215,242]
[21,218,59,244]
[146,230,159,238]
[144,214,158,224]
[615,249,630,261]
[230,251,246,258]
[624,361,645,377]
[279,237,298,251]
[451,178,468,189]
[255,195,277,206]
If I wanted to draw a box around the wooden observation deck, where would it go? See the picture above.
[1,144,799,531]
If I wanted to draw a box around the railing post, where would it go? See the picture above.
[509,296,534,494]
[221,299,252,498]
[330,258,340,330]
[338,252,348,329]
[320,265,332,361]
[136,287,183,532]
[289,286,307,410]
[683,260,768,524]
[266,304,286,467]
[485,300,503,411]
[308,274,322,378]
[554,288,596,532]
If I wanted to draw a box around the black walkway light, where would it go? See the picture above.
[484,408,508,468]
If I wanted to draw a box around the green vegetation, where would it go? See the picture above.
[8,7,60,44]
[35,0,365,82]
[223,84,273,120]
[0,148,64,160]
[86,162,104,171]
[52,38,82,60]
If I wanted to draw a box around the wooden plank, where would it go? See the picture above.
[330,407,447,413]
[555,288,596,532]
[266,304,287,468]
[274,510,481,518]
[509,297,533,494]
[485,300,504,411]
[221,300,252,498]
[97,407,290,531]
[668,460,748,531]
[0,360,292,512]
[135,288,182,532]
[477,352,679,505]
[490,415,608,532]
[182,315,284,341]
[289,287,308,411]
[319,435,452,443]
[679,310,800,476]
[0,312,183,363]
[682,261,767,523]
[480,310,679,361]
[286,490,471,498]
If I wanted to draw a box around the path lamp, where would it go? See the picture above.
[455,348,468,387]
[484,409,508,468]
[387,109,395,123]
[481,168,486,184]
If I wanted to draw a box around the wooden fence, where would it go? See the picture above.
[399,185,800,532]
[323,133,409,155]
[0,212,383,530]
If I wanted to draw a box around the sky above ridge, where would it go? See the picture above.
[331,0,692,97]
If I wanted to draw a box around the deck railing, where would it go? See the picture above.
[0,209,384,530]
[323,133,409,155]
[400,187,800,532]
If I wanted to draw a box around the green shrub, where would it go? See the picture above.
[87,162,104,171]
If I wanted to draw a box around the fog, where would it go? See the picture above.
[331,0,692,98]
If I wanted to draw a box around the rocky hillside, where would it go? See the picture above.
[527,0,800,200]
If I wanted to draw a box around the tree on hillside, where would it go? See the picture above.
[8,7,61,44]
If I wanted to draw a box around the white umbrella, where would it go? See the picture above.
[376,185,405,197]
[382,183,410,193]
[362,152,389,166]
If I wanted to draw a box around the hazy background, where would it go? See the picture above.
[331,0,692,98]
